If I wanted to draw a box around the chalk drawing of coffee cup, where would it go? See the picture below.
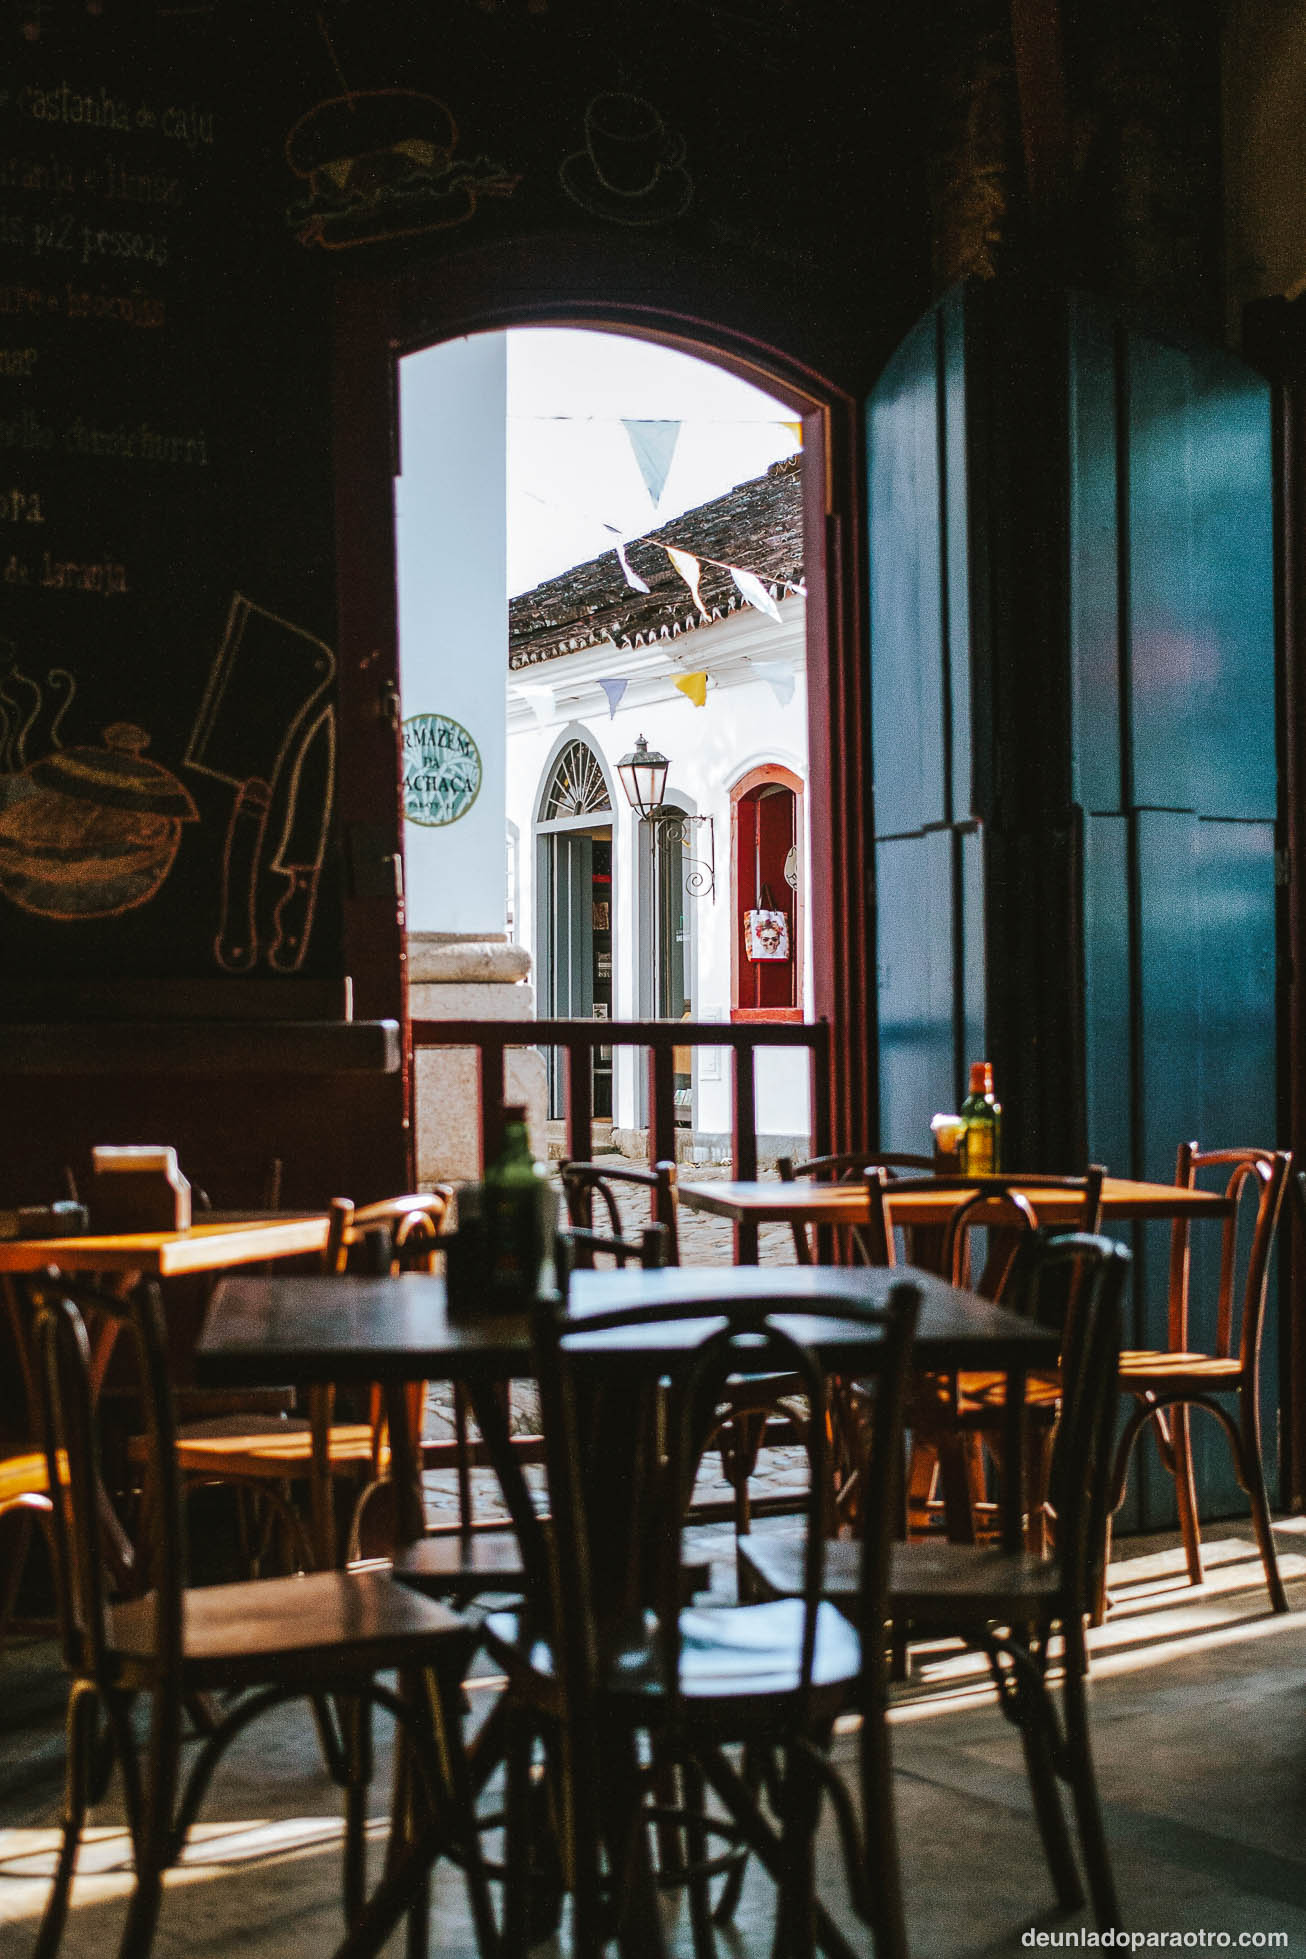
[560,91,692,226]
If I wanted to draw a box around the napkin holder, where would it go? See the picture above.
[91,1146,192,1234]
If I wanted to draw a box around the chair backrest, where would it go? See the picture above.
[1007,1233,1130,1641]
[864,1167,1106,1297]
[30,1276,183,1695]
[777,1151,935,1185]
[1167,1144,1291,1364]
[556,1221,672,1275]
[530,1251,920,1737]
[323,1189,454,1274]
[560,1159,680,1263]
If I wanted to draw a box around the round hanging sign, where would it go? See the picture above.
[402,713,482,827]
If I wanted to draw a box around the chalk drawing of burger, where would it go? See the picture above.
[284,90,520,250]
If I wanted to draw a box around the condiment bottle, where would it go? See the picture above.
[959,1063,1001,1175]
[482,1105,555,1310]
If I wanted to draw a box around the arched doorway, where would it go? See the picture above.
[332,238,874,1184]
[730,764,805,1021]
[535,732,615,1118]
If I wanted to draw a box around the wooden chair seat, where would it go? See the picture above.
[0,1449,51,1502]
[130,1414,379,1479]
[941,1367,1063,1413]
[484,1596,861,1723]
[742,1533,1062,1618]
[108,1567,471,1689]
[1117,1349,1243,1386]
[393,1529,530,1606]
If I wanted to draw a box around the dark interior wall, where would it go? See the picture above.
[0,0,932,1201]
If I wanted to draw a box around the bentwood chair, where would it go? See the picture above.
[28,1274,494,1959]
[776,1151,935,1265]
[742,1231,1132,1932]
[482,1243,922,1959]
[864,1169,1105,1542]
[0,1444,54,1647]
[1107,1143,1291,1613]
[561,1157,811,1545]
[1,1280,57,1646]
[151,1193,453,1571]
[392,1215,672,1619]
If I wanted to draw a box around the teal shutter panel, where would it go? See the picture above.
[867,287,1279,1527]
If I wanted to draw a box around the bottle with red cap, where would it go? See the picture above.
[959,1062,1001,1175]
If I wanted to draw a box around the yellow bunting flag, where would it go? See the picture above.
[666,546,709,619]
[782,421,804,448]
[673,671,708,708]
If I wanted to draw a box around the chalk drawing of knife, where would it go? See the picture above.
[184,595,335,972]
[266,704,335,972]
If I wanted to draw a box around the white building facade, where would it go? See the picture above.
[505,589,813,1155]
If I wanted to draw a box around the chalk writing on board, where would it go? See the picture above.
[0,655,196,919]
[184,596,336,973]
[403,712,482,827]
[0,413,208,461]
[284,90,519,250]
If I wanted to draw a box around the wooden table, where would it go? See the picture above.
[197,1261,1057,1554]
[1,1213,333,1594]
[197,1262,1054,1958]
[1,1213,332,1399]
[677,1172,1231,1261]
[0,1212,330,1279]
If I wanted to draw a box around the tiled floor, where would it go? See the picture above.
[3,1521,1306,1956]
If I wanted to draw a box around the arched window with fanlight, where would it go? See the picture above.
[730,765,803,1019]
[535,731,614,1117]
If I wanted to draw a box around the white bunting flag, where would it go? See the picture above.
[666,546,709,619]
[622,419,682,507]
[730,566,783,624]
[751,660,795,707]
[614,539,650,594]
[597,677,629,719]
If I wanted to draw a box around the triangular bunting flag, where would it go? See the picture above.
[666,546,709,619]
[730,566,783,624]
[673,671,708,708]
[614,539,650,594]
[782,421,804,448]
[751,660,795,707]
[597,677,629,719]
[622,419,682,507]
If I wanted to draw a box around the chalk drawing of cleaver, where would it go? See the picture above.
[184,595,335,972]
[265,704,335,972]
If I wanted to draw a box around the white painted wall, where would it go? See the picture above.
[507,596,813,1143]
[396,335,508,935]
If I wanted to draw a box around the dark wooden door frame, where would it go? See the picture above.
[1243,297,1306,1505]
[331,234,875,1182]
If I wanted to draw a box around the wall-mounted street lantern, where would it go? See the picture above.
[616,734,715,902]
[615,734,670,820]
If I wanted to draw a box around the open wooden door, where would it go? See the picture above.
[865,282,1282,1529]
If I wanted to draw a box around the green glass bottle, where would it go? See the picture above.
[960,1061,1001,1175]
[482,1105,555,1309]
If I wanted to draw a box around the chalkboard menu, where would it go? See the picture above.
[1,9,341,987]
